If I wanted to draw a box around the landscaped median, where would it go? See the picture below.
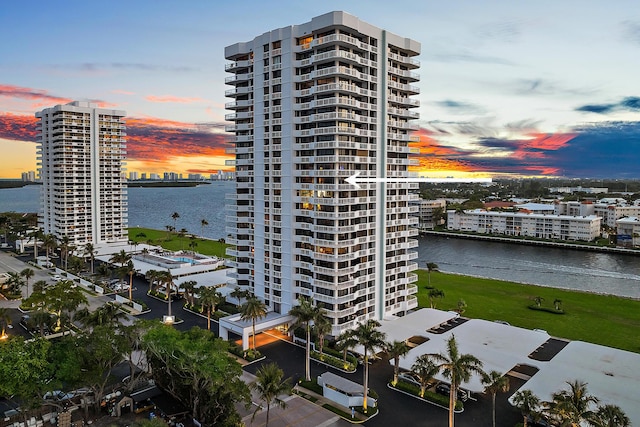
[388,380,463,413]
[310,347,358,373]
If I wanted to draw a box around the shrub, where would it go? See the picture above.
[298,379,323,395]
[310,350,356,371]
[392,382,462,411]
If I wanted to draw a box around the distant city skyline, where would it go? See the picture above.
[1,0,639,179]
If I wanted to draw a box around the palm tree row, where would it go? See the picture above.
[512,381,629,427]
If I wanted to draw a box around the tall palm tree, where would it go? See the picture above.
[314,314,332,357]
[181,280,198,306]
[230,287,249,307]
[171,212,180,232]
[0,307,11,338]
[547,380,599,426]
[429,335,484,427]
[411,354,440,398]
[482,370,510,427]
[250,362,291,427]
[59,236,71,270]
[336,331,359,367]
[5,272,23,295]
[200,218,209,237]
[43,233,57,266]
[77,303,127,330]
[29,227,43,261]
[125,260,137,302]
[240,296,267,350]
[289,296,324,381]
[386,340,411,386]
[511,389,541,427]
[84,243,96,275]
[198,287,223,331]
[145,269,161,293]
[426,262,439,285]
[20,267,34,298]
[351,319,387,413]
[591,404,630,427]
[157,270,174,319]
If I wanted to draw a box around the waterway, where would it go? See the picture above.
[2,183,639,298]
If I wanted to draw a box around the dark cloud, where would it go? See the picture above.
[621,20,640,45]
[513,79,596,97]
[475,137,522,150]
[428,52,516,66]
[575,96,640,114]
[435,99,484,114]
[474,21,522,43]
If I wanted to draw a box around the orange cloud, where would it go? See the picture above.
[0,84,71,104]
[145,95,206,104]
[526,132,577,150]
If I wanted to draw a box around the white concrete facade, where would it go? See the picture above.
[36,101,128,247]
[616,216,640,247]
[224,11,421,336]
[415,199,446,230]
[447,209,601,241]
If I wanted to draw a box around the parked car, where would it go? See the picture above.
[398,372,421,387]
[435,383,468,401]
[43,388,91,401]
[51,274,62,281]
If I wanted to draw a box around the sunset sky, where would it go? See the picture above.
[1,0,639,179]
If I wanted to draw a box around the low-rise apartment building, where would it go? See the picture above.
[616,217,640,248]
[447,209,601,241]
[414,199,446,230]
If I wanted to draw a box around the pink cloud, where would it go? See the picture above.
[145,95,206,104]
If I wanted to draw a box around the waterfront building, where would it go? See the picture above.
[555,200,640,228]
[36,101,128,247]
[129,171,139,181]
[447,209,601,241]
[224,11,421,336]
[616,216,640,248]
[21,170,36,182]
[415,199,446,230]
[149,173,160,180]
[549,186,608,194]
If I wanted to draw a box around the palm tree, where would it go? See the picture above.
[96,263,111,283]
[511,389,541,427]
[428,288,445,308]
[145,269,161,293]
[591,404,630,427]
[171,212,180,232]
[314,314,332,357]
[429,334,484,427]
[188,235,198,252]
[411,354,440,397]
[386,340,411,386]
[533,296,544,307]
[250,362,291,427]
[20,267,34,298]
[482,370,510,427]
[198,287,223,331]
[336,331,358,367]
[426,262,439,285]
[456,299,467,314]
[0,307,11,338]
[5,272,23,295]
[32,280,48,293]
[43,233,57,266]
[59,236,71,270]
[240,296,268,350]
[28,227,43,261]
[110,249,131,268]
[289,296,324,381]
[157,270,174,319]
[200,218,209,237]
[230,287,249,307]
[84,243,96,274]
[125,260,137,302]
[77,303,127,330]
[351,319,387,413]
[547,380,599,426]
[181,280,198,306]
[554,298,563,310]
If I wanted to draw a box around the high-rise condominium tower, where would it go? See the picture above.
[36,101,128,247]
[225,11,420,336]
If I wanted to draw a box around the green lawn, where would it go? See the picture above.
[417,270,640,353]
[128,227,231,258]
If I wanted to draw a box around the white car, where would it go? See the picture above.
[51,274,62,281]
[398,372,421,387]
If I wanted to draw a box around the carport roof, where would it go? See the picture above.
[398,317,550,393]
[515,341,640,423]
[319,372,364,395]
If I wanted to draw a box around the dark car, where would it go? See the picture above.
[435,383,468,401]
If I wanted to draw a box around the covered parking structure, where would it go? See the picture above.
[397,316,551,393]
[514,341,640,422]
